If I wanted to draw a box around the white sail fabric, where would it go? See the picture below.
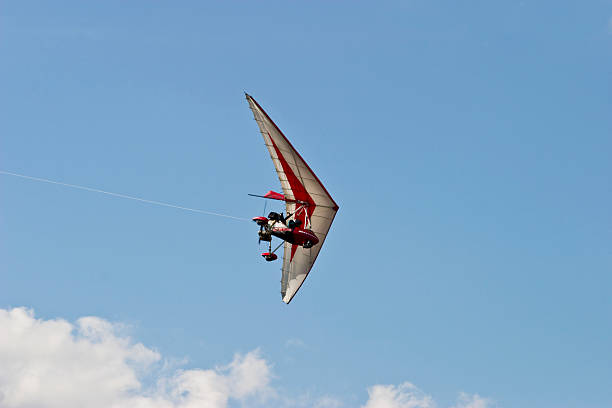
[246,94,339,303]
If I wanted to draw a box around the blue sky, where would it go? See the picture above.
[1,1,611,407]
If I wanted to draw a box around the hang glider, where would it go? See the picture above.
[246,94,339,304]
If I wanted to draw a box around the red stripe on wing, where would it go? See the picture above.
[269,134,316,261]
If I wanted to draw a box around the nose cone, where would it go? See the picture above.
[303,229,319,245]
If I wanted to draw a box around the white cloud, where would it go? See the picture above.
[314,395,344,408]
[0,307,271,408]
[361,383,495,408]
[0,307,495,408]
[284,338,307,349]
[362,382,434,408]
[451,392,494,408]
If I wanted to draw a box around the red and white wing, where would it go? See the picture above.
[246,94,339,303]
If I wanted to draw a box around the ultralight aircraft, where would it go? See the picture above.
[246,94,339,304]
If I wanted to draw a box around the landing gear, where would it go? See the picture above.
[261,252,278,261]
[261,240,283,262]
[303,241,314,249]
[258,230,272,242]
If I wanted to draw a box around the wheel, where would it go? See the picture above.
[262,252,278,261]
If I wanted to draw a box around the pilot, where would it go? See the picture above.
[267,211,285,223]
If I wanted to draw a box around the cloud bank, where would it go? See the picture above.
[0,307,494,408]
[0,307,271,408]
[362,383,492,408]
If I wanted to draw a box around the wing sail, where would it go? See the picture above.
[246,94,339,303]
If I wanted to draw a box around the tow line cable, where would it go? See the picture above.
[0,170,248,221]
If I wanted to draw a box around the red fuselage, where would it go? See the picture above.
[252,215,319,252]
[270,226,319,247]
